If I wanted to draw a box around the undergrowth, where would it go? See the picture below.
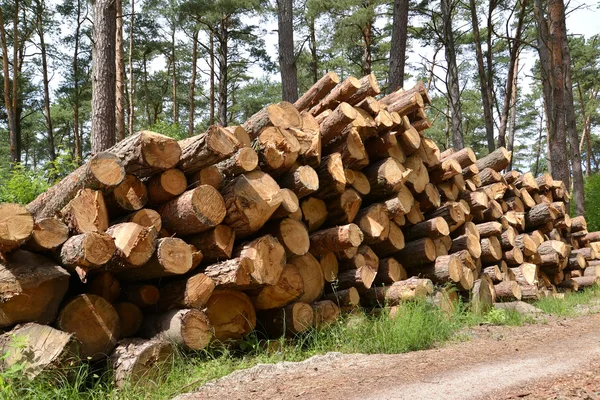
[534,285,600,316]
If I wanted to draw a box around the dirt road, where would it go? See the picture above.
[175,313,600,400]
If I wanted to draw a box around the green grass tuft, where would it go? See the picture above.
[534,285,600,316]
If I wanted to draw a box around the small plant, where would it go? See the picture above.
[482,308,525,326]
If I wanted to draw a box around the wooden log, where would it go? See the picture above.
[404,154,429,193]
[320,102,358,144]
[249,264,304,310]
[202,258,252,291]
[57,294,119,360]
[571,216,587,232]
[362,278,433,306]
[107,174,148,214]
[205,290,256,342]
[309,224,363,257]
[355,204,390,244]
[405,217,449,241]
[221,171,282,238]
[146,168,188,206]
[475,146,511,172]
[88,271,121,302]
[112,209,163,233]
[0,250,70,328]
[109,338,174,389]
[365,130,398,161]
[289,253,325,303]
[347,170,371,195]
[537,240,570,258]
[356,96,381,115]
[395,237,436,268]
[253,127,301,173]
[141,309,212,350]
[308,76,362,115]
[375,257,406,285]
[261,218,310,257]
[122,284,160,308]
[186,225,235,264]
[411,254,462,284]
[584,263,600,277]
[271,189,301,221]
[322,287,361,309]
[312,300,339,328]
[325,188,362,226]
[294,71,340,111]
[480,236,503,263]
[572,275,600,289]
[482,265,503,283]
[429,159,462,184]
[279,164,319,199]
[60,232,116,273]
[525,202,559,229]
[510,263,538,286]
[290,118,322,167]
[178,126,239,174]
[324,127,369,169]
[301,197,328,232]
[105,223,157,270]
[362,157,410,200]
[414,183,441,211]
[160,186,226,236]
[234,235,286,285]
[258,302,314,337]
[494,281,522,301]
[441,147,476,168]
[0,323,79,379]
[155,272,215,311]
[24,217,69,252]
[450,234,482,259]
[557,279,579,291]
[114,302,144,338]
[476,221,503,238]
[504,246,524,266]
[384,186,414,217]
[565,253,586,271]
[115,237,194,281]
[27,152,125,220]
[336,266,377,292]
[314,153,347,199]
[370,221,405,257]
[426,202,464,225]
[191,147,259,189]
[319,252,339,282]
[398,126,421,155]
[61,189,109,234]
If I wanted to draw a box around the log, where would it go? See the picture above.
[450,234,482,259]
[57,294,119,360]
[572,275,600,289]
[253,127,300,173]
[336,266,377,292]
[110,338,174,389]
[309,224,364,257]
[27,152,125,220]
[123,284,161,308]
[271,189,301,221]
[571,216,587,232]
[61,189,109,234]
[395,237,437,268]
[322,287,360,309]
[441,147,476,168]
[115,237,194,281]
[0,250,70,327]
[294,71,340,111]
[24,217,69,252]
[494,281,522,301]
[113,209,163,233]
[0,323,79,379]
[325,188,363,226]
[557,279,579,291]
[414,183,441,211]
[178,126,239,174]
[312,300,339,328]
[314,153,347,199]
[242,102,302,140]
[186,225,235,264]
[482,265,503,283]
[525,203,559,229]
[411,254,462,284]
[405,217,449,241]
[511,263,538,286]
[88,271,121,302]
[348,170,371,195]
[475,146,511,172]
[205,290,257,342]
[160,186,226,236]
[259,218,310,257]
[146,169,187,205]
[289,253,325,303]
[362,278,433,306]
[108,174,148,213]
[60,232,116,273]
[476,221,503,238]
[249,264,304,310]
[504,246,524,266]
[105,223,157,270]
[363,157,411,200]
[384,186,414,218]
[155,272,215,311]
[110,131,181,178]
[355,204,390,244]
[115,302,144,338]
[370,221,405,257]
[320,102,358,145]
[319,252,339,282]
[537,240,570,258]
[309,76,361,115]
[325,127,369,169]
[258,302,314,337]
[301,197,328,232]
[202,258,253,290]
[279,164,319,199]
[480,236,503,264]
[221,171,282,238]
[404,155,429,193]
[375,257,406,285]
[565,253,586,271]
[141,309,212,350]
[234,235,287,285]
[471,276,494,313]
[191,147,259,189]
[225,126,252,147]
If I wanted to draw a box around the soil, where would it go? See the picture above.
[175,311,600,400]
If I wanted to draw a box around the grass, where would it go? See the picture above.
[3,288,600,399]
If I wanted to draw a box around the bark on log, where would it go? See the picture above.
[294,72,340,111]
[105,223,157,270]
[205,290,256,342]
[160,186,226,236]
[113,209,162,233]
[60,232,116,272]
[362,157,410,200]
[109,338,174,388]
[370,221,405,257]
[186,225,235,264]
[494,281,522,301]
[249,264,304,310]
[61,189,109,234]
[178,126,239,174]
[312,300,339,328]
[355,203,390,244]
[146,169,187,205]
[411,254,462,284]
[475,146,511,172]
[314,153,347,199]
[471,276,494,313]
[395,237,437,268]
[309,224,364,257]
[572,275,600,288]
[107,174,148,214]
[405,217,449,241]
[243,102,302,139]
[123,284,161,308]
[322,287,361,309]
[155,272,215,312]
[253,127,300,173]
[320,102,358,145]
[325,189,363,226]
[289,253,325,303]
[261,218,310,257]
[141,309,212,350]
[234,235,287,285]
[375,257,406,285]
[202,258,253,290]
[300,197,328,233]
[271,189,301,221]
[480,236,503,264]
[279,164,319,199]
[525,203,559,229]
[362,278,433,306]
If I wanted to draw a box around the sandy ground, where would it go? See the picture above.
[174,313,600,400]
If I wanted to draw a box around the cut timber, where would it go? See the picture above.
[573,275,600,289]
[515,172,539,191]
[471,276,494,313]
[202,258,253,290]
[249,264,304,310]
[89,271,121,302]
[160,186,226,236]
[178,126,239,174]
[27,152,125,220]
[476,221,503,238]
[325,127,369,169]
[262,218,310,257]
[271,189,300,221]
[0,323,79,379]
[301,197,328,232]
[146,169,187,205]
[314,153,346,199]
[519,285,541,301]
[363,278,433,306]
[429,159,462,183]
[235,235,286,285]
[525,202,559,229]
[494,281,522,302]
[362,157,410,199]
[309,76,362,116]
[294,71,340,111]
[0,250,70,327]
[478,168,503,186]
[109,174,148,212]
[480,236,503,263]
[414,183,441,211]
[105,223,157,269]
[450,234,482,259]
[396,237,436,268]
[320,102,358,145]
[242,102,302,139]
[115,302,144,338]
[441,147,477,168]
[192,147,259,189]
[293,113,322,166]
[279,164,319,199]
[221,171,282,238]
[309,224,364,257]
[336,266,376,292]
[537,240,570,258]
[412,254,462,284]
[141,309,212,350]
[25,217,68,252]
[460,191,488,212]
[384,186,414,217]
[323,287,360,308]
[504,246,524,266]
[60,232,116,272]
[375,257,407,285]
[57,294,119,360]
[205,290,256,342]
[475,146,511,172]
[110,338,174,389]
[113,209,162,232]
[115,238,194,281]
[253,127,300,172]
[319,252,339,282]
[258,302,314,337]
[155,272,214,311]
[312,300,339,328]
[404,155,429,193]
[571,216,587,232]
[405,217,449,241]
[123,284,160,308]
[289,253,325,303]
[370,221,405,257]
[355,204,390,244]
[325,189,362,226]
[61,189,109,234]
[482,265,503,283]
[186,225,235,264]
[511,263,538,286]
[225,126,251,148]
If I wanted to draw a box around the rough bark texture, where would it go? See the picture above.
[110,338,174,388]
[277,0,298,102]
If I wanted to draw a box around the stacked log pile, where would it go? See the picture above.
[1,71,599,386]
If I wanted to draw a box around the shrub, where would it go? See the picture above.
[585,174,600,232]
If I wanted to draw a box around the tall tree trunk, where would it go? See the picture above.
[209,32,215,126]
[115,0,126,141]
[534,111,543,176]
[441,0,464,150]
[189,28,199,136]
[171,23,178,125]
[498,0,528,149]
[73,0,83,164]
[128,0,135,136]
[277,0,298,102]
[559,10,584,215]
[143,53,151,125]
[218,16,228,126]
[577,85,592,176]
[507,54,519,170]
[469,0,495,152]
[91,0,117,153]
[388,0,408,93]
[13,0,21,163]
[0,7,18,165]
[361,0,373,76]
[36,0,56,163]
[309,16,318,84]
